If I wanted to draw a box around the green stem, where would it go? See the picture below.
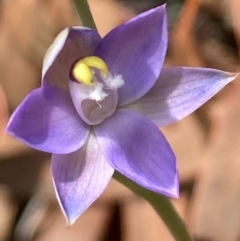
[113,171,194,241]
[72,0,97,30]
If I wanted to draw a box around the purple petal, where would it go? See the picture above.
[42,27,102,91]
[7,86,89,154]
[95,109,178,198]
[126,67,238,127]
[94,5,168,106]
[69,80,118,125]
[52,133,114,224]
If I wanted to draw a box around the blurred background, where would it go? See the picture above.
[0,0,240,240]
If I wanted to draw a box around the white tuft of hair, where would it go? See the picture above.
[88,83,108,101]
[104,74,124,89]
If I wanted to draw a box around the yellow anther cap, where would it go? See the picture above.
[82,56,108,78]
[72,56,108,86]
[72,61,94,86]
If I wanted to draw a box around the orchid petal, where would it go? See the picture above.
[126,67,238,126]
[94,5,168,106]
[95,109,178,198]
[42,27,102,91]
[7,86,89,154]
[52,133,114,224]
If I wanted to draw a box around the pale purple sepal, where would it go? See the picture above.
[95,109,179,198]
[7,86,89,154]
[42,27,102,91]
[126,67,238,127]
[52,133,114,224]
[94,5,168,106]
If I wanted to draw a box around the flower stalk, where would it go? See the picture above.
[72,0,97,30]
[71,1,194,241]
[114,171,193,241]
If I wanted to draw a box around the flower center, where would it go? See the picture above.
[71,56,124,102]
[69,56,124,125]
[72,56,108,86]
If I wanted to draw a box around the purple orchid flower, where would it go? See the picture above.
[6,5,237,224]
